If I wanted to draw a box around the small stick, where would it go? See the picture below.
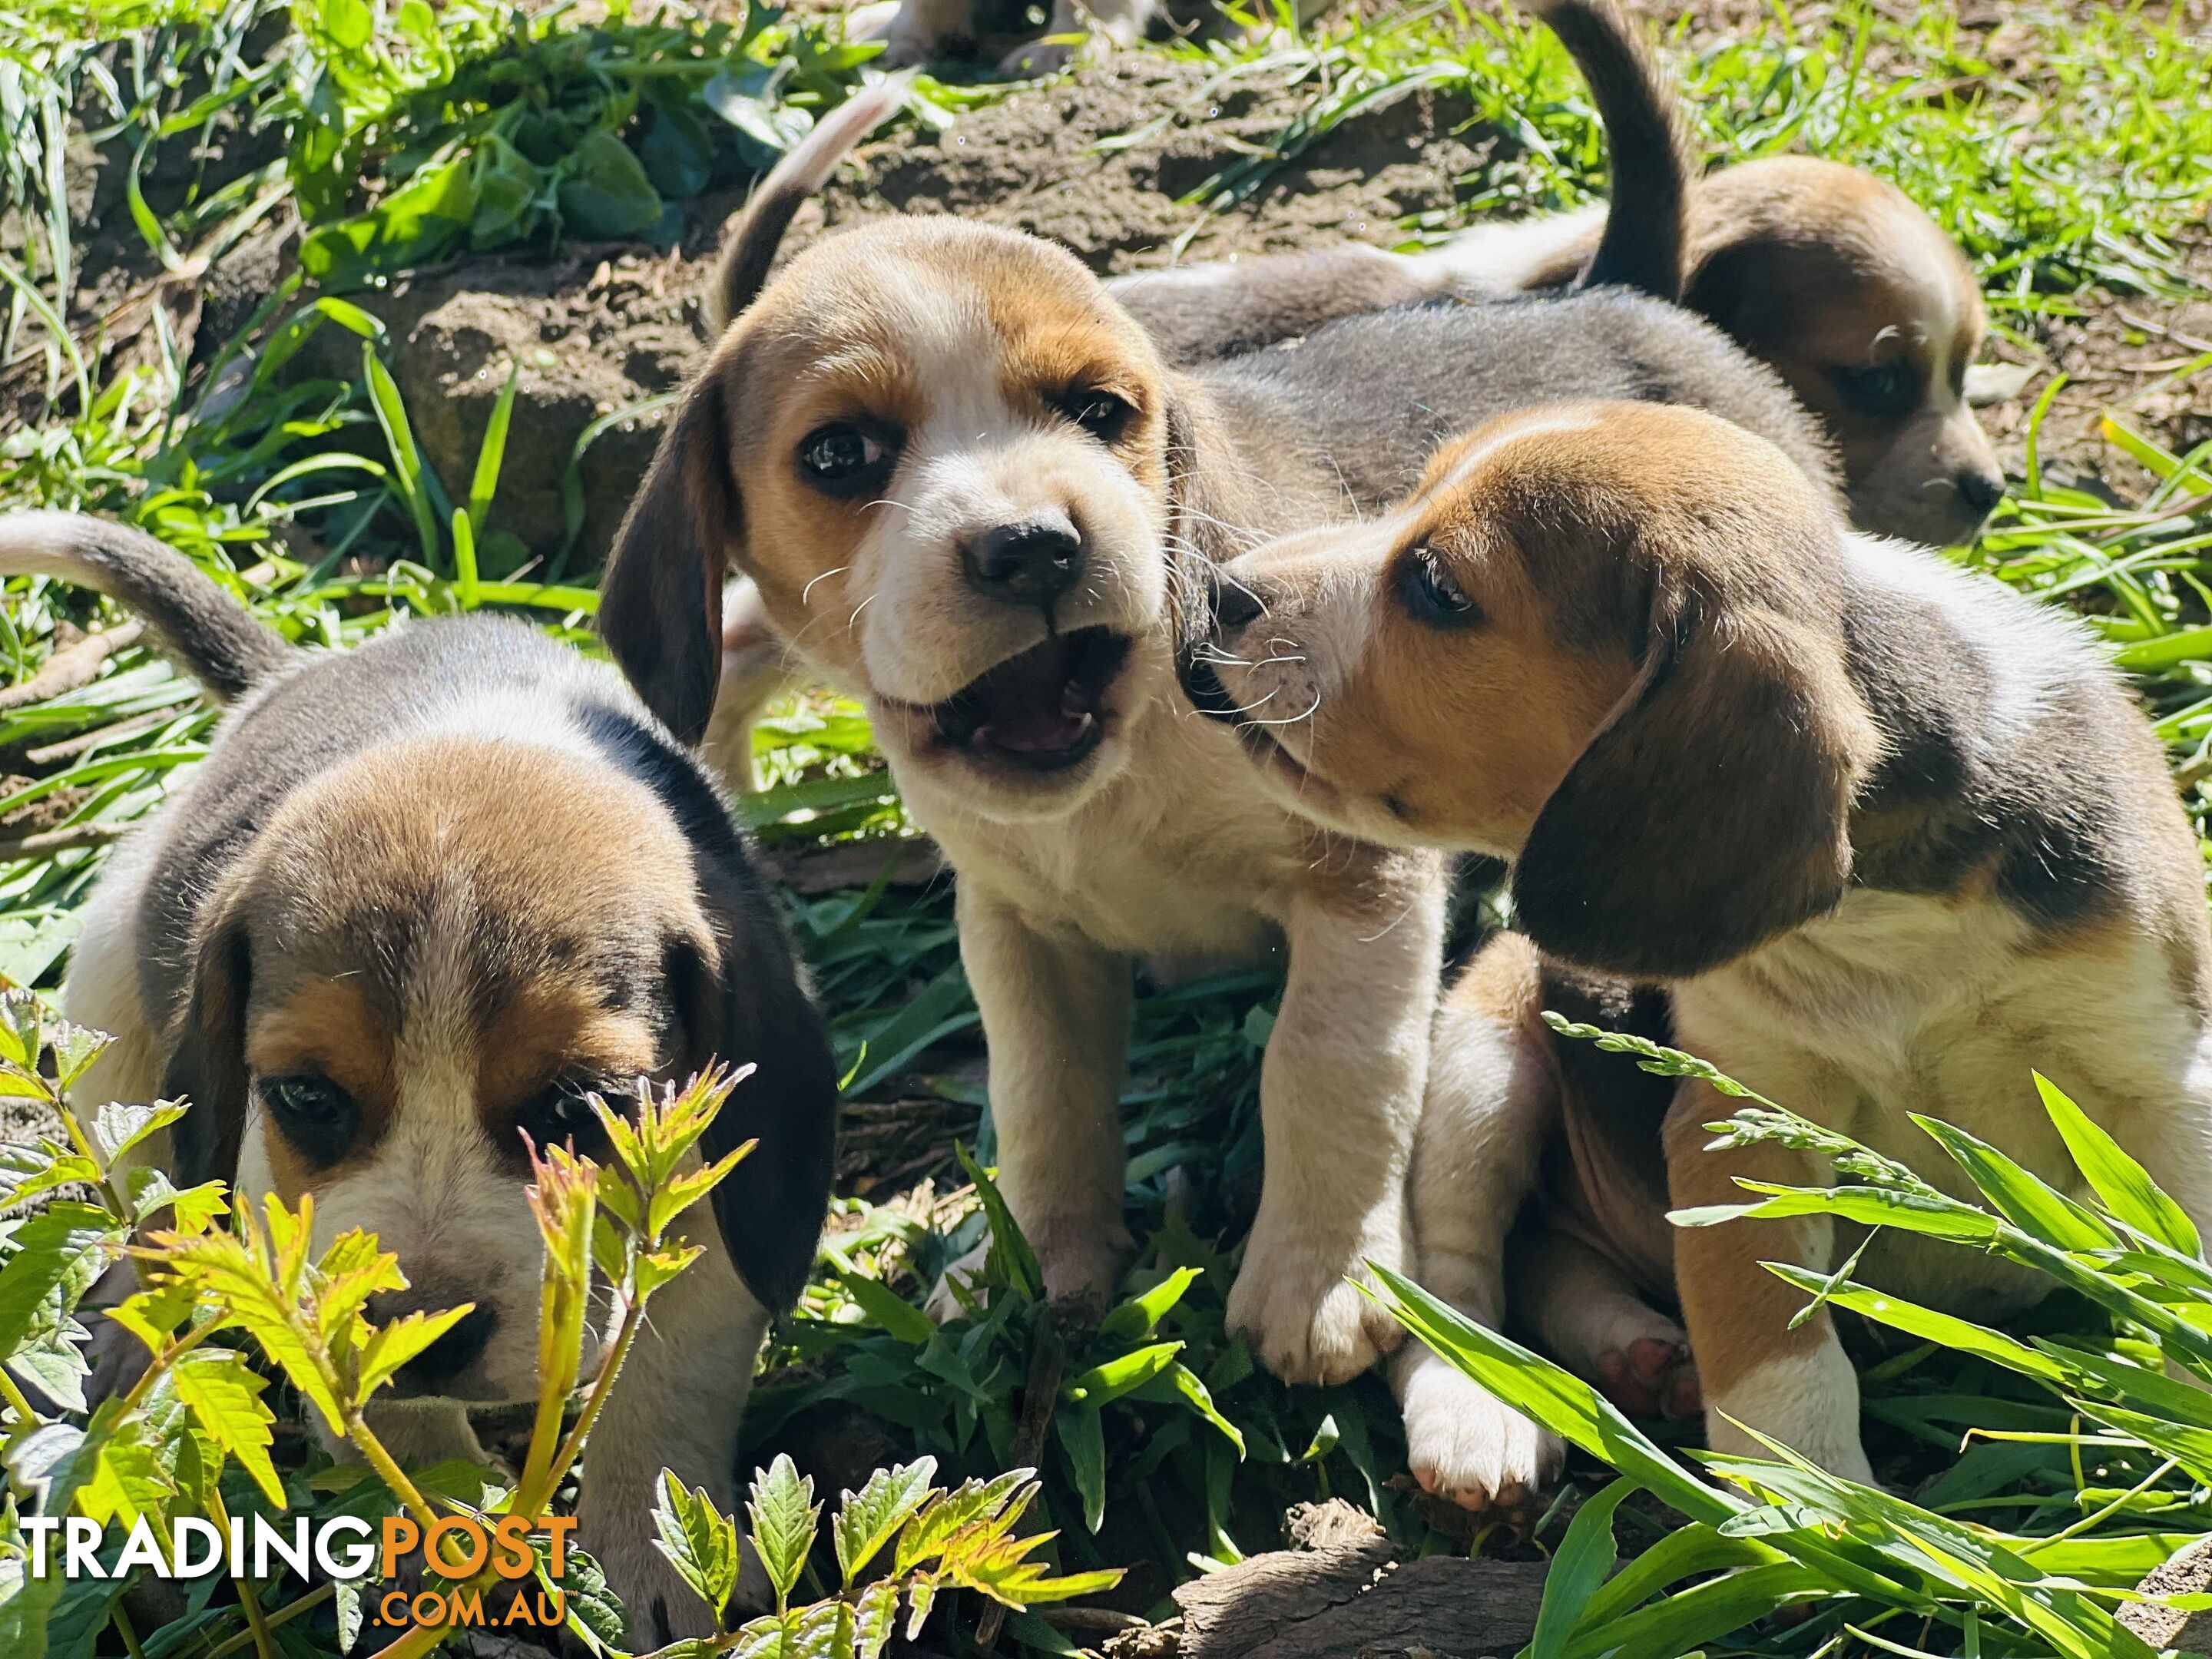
[0,822,131,862]
[976,1317,1068,1653]
[0,621,145,711]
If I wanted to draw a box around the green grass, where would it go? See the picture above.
[2,0,2210,1654]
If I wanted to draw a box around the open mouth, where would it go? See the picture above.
[932,627,1131,772]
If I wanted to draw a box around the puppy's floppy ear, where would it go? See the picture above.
[161,911,253,1186]
[598,375,738,747]
[1512,581,1873,979]
[670,911,839,1313]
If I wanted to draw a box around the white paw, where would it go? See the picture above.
[1227,1203,1406,1385]
[1704,1343,1874,1483]
[1395,1346,1563,1512]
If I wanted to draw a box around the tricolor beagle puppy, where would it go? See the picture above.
[598,5,1842,1416]
[1179,400,2212,1495]
[4,515,838,1643]
[1113,156,2010,548]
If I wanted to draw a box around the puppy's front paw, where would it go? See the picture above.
[1396,1347,1563,1514]
[1227,1204,1404,1385]
[1597,1336,1701,1422]
[926,1220,1128,1321]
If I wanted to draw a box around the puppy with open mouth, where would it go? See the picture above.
[598,2,1863,1500]
[1179,399,2212,1493]
[2,514,839,1644]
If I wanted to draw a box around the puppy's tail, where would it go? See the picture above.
[0,512,294,703]
[707,76,912,333]
[1525,0,1694,303]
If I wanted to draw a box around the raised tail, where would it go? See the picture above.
[1525,0,1694,303]
[707,76,912,333]
[0,513,294,702]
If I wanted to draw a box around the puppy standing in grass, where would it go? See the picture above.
[599,1,1855,1502]
[1112,154,2010,549]
[1,516,839,1643]
[1179,399,2212,1485]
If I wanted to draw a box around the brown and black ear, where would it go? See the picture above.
[1512,582,1873,980]
[161,912,253,1187]
[598,375,738,747]
[669,899,839,1313]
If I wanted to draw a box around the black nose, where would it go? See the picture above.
[1210,572,1266,632]
[371,1296,497,1393]
[1956,468,2006,515]
[962,512,1083,607]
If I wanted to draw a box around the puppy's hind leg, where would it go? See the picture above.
[1392,935,1564,1514]
[1509,1225,1698,1422]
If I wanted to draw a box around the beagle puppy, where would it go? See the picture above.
[1179,399,2212,1490]
[598,5,1843,1433]
[1111,154,2011,549]
[4,514,839,1644]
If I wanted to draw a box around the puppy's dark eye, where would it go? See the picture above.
[258,1075,360,1167]
[1400,548,1482,628]
[796,422,898,497]
[1051,389,1135,442]
[515,1075,614,1161]
[1832,360,1921,417]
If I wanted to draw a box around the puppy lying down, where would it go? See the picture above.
[2,514,838,1643]
[599,7,1846,1426]
[1181,401,2212,1495]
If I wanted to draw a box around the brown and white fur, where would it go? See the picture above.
[1113,154,2010,550]
[7,514,839,1644]
[1181,400,2212,1488]
[597,9,1859,1500]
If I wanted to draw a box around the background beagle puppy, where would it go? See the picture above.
[1111,156,2010,549]
[4,514,838,1644]
[598,2,1843,1452]
[1181,399,2212,1489]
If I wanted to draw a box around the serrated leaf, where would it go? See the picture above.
[0,1203,121,1356]
[746,1454,820,1607]
[48,1023,111,1091]
[106,1278,198,1356]
[833,1456,937,1587]
[96,1099,185,1164]
[171,1349,283,1508]
[0,1143,99,1208]
[903,1576,938,1643]
[853,1578,899,1658]
[357,1303,477,1396]
[653,1468,740,1619]
[894,1470,1033,1576]
[72,1415,174,1529]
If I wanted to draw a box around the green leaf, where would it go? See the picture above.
[556,132,664,240]
[1912,1115,2118,1250]
[833,1456,938,1588]
[1099,1266,1200,1343]
[92,1099,184,1164]
[838,1268,934,1345]
[1062,1341,1183,1408]
[653,1468,741,1620]
[853,1578,899,1659]
[1531,1478,1632,1659]
[1057,1406,1105,1533]
[2035,1073,2200,1254]
[746,1453,821,1608]
[0,1203,121,1356]
[363,344,442,566]
[468,362,522,539]
[953,1144,1039,1301]
[47,1022,111,1091]
[1167,1362,1245,1455]
[171,1349,284,1509]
